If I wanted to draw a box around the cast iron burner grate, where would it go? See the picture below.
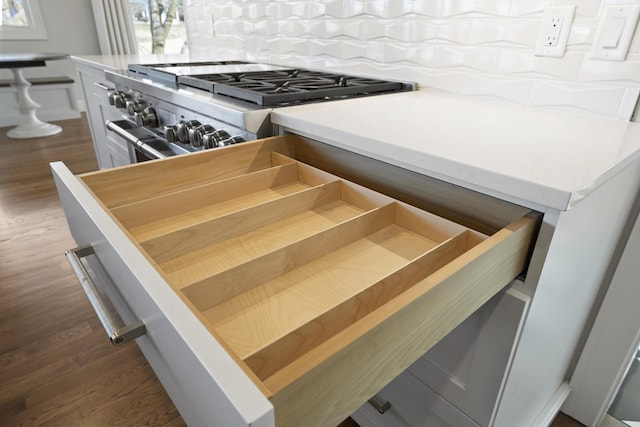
[178,69,410,106]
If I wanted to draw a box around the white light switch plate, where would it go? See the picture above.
[591,5,640,61]
[535,6,576,58]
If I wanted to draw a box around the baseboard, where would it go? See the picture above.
[0,82,81,126]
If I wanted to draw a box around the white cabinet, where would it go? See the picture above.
[353,285,530,427]
[354,371,480,427]
[75,62,131,168]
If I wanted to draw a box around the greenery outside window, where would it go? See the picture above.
[0,0,47,40]
[128,0,187,54]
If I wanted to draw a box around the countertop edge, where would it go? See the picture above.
[271,91,640,212]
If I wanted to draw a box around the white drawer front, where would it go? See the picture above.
[52,162,274,427]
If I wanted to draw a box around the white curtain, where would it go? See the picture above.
[91,0,137,55]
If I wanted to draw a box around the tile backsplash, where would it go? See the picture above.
[184,0,640,119]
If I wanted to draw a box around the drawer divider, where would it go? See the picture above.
[272,152,296,166]
[80,135,297,207]
[140,181,343,264]
[181,202,397,311]
[242,230,471,380]
[111,162,301,231]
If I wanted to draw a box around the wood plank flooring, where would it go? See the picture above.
[0,115,585,426]
[0,116,184,426]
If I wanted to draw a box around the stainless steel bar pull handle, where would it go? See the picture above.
[367,397,392,414]
[92,82,111,90]
[66,245,146,345]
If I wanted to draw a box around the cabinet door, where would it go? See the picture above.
[407,285,530,426]
[100,138,132,168]
[353,371,480,427]
[96,102,131,167]
[77,66,130,169]
[353,285,529,427]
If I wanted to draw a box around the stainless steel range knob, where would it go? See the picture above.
[202,133,217,149]
[113,92,131,109]
[217,136,246,147]
[202,129,230,149]
[176,120,201,143]
[190,124,215,147]
[201,129,231,149]
[134,107,158,127]
[107,89,117,105]
[108,90,125,106]
[164,125,178,142]
[126,99,147,116]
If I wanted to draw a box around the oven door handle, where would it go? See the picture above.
[66,245,146,345]
[106,119,168,160]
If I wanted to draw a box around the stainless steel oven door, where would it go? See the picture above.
[106,119,189,162]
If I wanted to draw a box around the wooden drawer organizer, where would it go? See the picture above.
[78,135,537,427]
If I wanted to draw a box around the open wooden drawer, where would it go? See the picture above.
[52,135,537,427]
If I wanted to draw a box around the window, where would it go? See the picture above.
[0,0,47,40]
[127,0,187,54]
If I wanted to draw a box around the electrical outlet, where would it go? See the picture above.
[545,16,563,46]
[535,6,576,58]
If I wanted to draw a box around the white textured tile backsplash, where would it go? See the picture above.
[185,0,640,119]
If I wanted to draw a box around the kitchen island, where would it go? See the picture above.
[271,91,640,427]
[64,54,640,427]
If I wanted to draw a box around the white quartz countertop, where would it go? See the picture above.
[272,91,640,211]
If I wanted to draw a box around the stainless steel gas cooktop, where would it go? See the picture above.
[128,61,414,107]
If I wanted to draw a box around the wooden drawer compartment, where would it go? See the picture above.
[53,135,537,427]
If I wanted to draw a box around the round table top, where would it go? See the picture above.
[0,52,69,68]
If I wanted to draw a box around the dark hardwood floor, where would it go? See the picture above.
[0,115,584,426]
[0,116,184,426]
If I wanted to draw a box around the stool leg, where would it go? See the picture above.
[7,67,62,139]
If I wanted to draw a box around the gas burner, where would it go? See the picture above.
[177,69,413,106]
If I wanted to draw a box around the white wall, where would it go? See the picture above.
[184,0,640,119]
[0,0,102,110]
